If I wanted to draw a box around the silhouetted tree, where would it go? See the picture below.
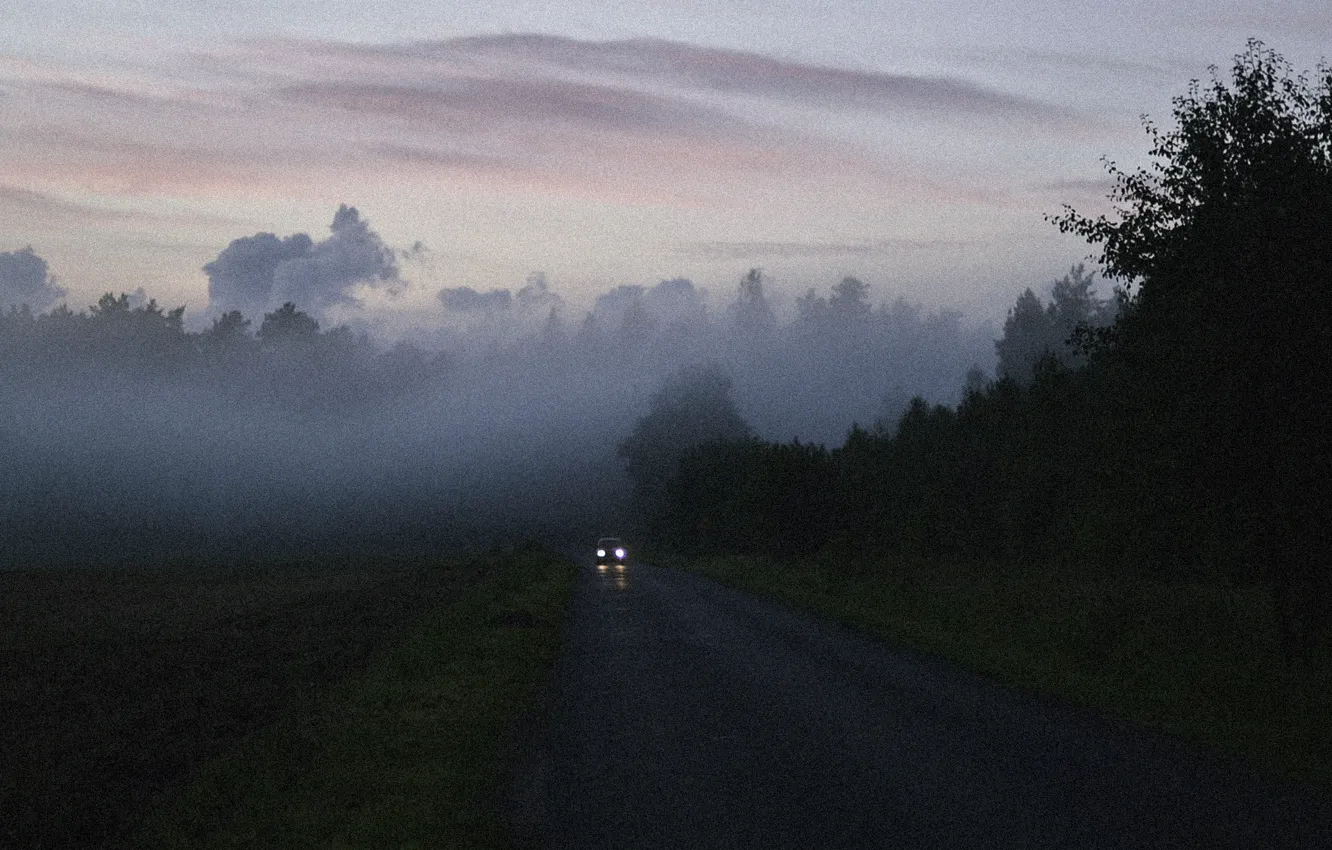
[540,306,568,349]
[82,292,189,368]
[994,288,1049,382]
[1048,264,1108,333]
[617,363,752,528]
[668,437,834,557]
[199,310,253,362]
[995,264,1113,382]
[795,276,873,334]
[617,296,656,346]
[728,268,776,335]
[1054,41,1332,665]
[795,287,827,325]
[258,302,319,347]
[829,276,871,320]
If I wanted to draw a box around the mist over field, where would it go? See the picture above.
[3,33,1331,849]
[0,217,1002,565]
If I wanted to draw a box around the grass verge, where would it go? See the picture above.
[129,547,578,850]
[675,553,1332,791]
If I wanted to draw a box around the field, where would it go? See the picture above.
[0,548,575,849]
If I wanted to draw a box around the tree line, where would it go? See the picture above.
[627,44,1332,670]
[0,295,444,409]
[0,247,992,564]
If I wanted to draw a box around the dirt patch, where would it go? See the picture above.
[0,559,484,849]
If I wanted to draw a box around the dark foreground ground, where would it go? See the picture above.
[509,561,1332,848]
[0,559,483,849]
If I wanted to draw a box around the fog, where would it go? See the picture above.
[1,218,997,566]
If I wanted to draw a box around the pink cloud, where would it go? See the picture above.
[0,183,247,230]
[0,34,1070,208]
[678,238,973,261]
[409,34,1084,126]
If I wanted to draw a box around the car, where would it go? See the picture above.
[595,537,628,568]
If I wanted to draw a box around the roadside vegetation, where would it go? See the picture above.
[676,553,1330,788]
[0,547,576,849]
[129,546,575,850]
[624,43,1332,788]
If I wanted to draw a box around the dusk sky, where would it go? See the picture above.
[3,1,1329,336]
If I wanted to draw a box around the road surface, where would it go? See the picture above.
[506,560,1332,848]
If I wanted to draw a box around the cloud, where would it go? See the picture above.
[1031,177,1120,214]
[970,46,1194,90]
[678,238,971,261]
[419,34,1080,125]
[371,144,518,174]
[204,205,399,320]
[274,75,749,140]
[516,272,561,312]
[439,286,512,313]
[204,231,314,317]
[1039,178,1117,194]
[0,185,114,219]
[431,272,565,351]
[1,43,806,204]
[259,72,810,205]
[0,33,1086,216]
[0,184,246,232]
[0,245,66,310]
[272,205,400,312]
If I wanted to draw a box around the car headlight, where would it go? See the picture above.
[597,549,606,558]
[615,548,626,559]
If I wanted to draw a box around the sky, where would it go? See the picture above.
[2,1,1330,335]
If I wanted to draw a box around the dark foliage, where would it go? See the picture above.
[994,264,1119,382]
[0,559,487,849]
[658,43,1332,669]
[1053,41,1332,666]
[617,363,753,528]
[667,437,835,557]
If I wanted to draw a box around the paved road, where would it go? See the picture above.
[507,561,1332,848]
